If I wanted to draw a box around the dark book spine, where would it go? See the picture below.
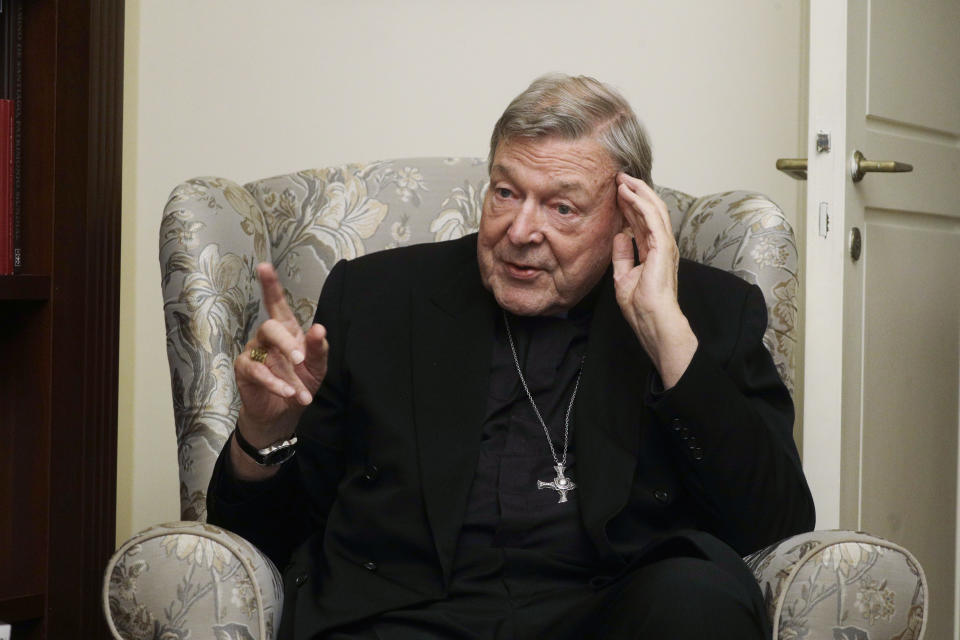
[0,99,9,274]
[11,0,21,272]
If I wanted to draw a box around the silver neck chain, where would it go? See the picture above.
[502,310,584,467]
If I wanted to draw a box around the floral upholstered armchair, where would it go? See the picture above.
[104,158,928,640]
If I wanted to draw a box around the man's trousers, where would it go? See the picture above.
[316,535,769,640]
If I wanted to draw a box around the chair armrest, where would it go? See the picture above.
[103,521,283,640]
[745,530,927,639]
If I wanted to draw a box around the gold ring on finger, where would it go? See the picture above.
[249,347,268,364]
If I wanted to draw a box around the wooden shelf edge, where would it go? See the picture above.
[0,274,51,300]
[0,592,45,622]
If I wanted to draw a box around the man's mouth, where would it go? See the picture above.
[504,261,542,280]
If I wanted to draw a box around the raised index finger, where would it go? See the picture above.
[257,262,296,322]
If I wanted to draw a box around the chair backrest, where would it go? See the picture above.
[160,157,798,521]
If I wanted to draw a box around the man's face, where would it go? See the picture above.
[477,135,623,316]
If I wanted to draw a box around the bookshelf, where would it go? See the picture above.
[0,275,49,300]
[0,1,122,638]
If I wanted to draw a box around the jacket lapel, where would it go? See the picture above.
[410,247,495,585]
[574,274,652,560]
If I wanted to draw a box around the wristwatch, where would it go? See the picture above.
[234,426,298,466]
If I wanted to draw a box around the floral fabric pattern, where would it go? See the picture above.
[745,531,928,639]
[675,190,798,392]
[104,522,282,640]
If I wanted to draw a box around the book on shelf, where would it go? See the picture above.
[0,98,10,275]
[1,0,22,274]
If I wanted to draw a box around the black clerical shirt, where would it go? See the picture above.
[456,308,595,562]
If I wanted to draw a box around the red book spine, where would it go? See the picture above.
[0,99,10,275]
[12,2,23,273]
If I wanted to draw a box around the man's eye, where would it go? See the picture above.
[557,204,572,215]
[497,188,513,199]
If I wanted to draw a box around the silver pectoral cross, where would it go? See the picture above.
[537,463,576,503]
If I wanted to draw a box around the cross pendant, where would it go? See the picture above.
[537,463,576,503]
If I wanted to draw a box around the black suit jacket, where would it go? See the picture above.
[208,233,814,637]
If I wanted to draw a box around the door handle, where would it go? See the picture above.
[850,150,913,183]
[775,158,807,180]
[776,151,913,183]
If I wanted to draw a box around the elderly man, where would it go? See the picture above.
[208,74,814,639]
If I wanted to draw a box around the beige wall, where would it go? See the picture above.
[117,0,807,543]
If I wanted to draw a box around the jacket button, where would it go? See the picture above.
[692,448,704,461]
[294,572,308,586]
[671,418,682,432]
[588,575,613,589]
[653,489,670,503]
[362,464,379,482]
[363,560,378,571]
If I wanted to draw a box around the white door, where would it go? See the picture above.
[802,1,960,638]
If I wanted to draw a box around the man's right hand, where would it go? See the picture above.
[230,262,329,479]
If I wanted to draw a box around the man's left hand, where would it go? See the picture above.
[612,172,698,389]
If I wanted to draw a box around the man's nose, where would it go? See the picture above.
[507,198,545,245]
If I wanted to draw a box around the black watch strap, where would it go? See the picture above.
[234,427,298,466]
